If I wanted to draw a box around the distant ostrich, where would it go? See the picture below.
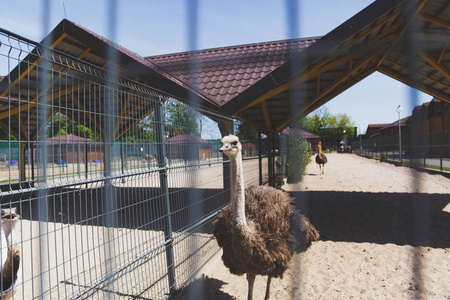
[213,135,319,300]
[0,207,21,300]
[315,151,327,175]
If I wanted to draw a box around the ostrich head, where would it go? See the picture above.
[1,207,19,239]
[219,135,242,158]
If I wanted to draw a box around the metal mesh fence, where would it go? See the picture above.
[0,28,268,299]
[352,129,450,172]
[1,1,447,299]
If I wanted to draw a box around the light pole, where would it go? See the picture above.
[359,124,362,154]
[396,105,403,162]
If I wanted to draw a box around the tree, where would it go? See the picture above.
[164,101,200,137]
[296,107,333,133]
[286,133,311,183]
[46,112,98,140]
[0,126,16,140]
[124,113,156,144]
[44,100,202,145]
[236,121,259,140]
[293,106,355,146]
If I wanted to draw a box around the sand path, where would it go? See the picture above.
[183,153,450,299]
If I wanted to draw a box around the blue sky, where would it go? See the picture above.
[0,0,431,137]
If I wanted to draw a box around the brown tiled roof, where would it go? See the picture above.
[368,124,390,129]
[379,116,409,131]
[282,128,321,139]
[146,38,320,107]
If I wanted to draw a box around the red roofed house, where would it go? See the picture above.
[377,117,410,139]
[364,118,409,153]
[240,140,258,157]
[165,134,212,161]
[282,128,321,151]
[366,124,390,138]
[34,135,103,164]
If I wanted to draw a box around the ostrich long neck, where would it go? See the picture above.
[230,151,246,227]
[3,222,16,246]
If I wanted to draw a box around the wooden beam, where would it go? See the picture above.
[17,117,29,140]
[378,66,450,102]
[0,33,68,98]
[275,67,377,131]
[21,82,91,124]
[32,109,57,140]
[235,112,267,134]
[382,57,450,89]
[261,100,272,132]
[70,92,102,133]
[237,32,398,115]
[275,52,380,131]
[437,42,447,64]
[115,98,159,140]
[419,13,450,29]
[419,50,450,81]
[310,50,381,103]
[0,119,20,139]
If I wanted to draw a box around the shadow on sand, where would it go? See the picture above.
[2,185,227,234]
[171,276,233,300]
[291,190,450,248]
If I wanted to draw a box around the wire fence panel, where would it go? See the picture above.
[0,28,268,300]
[352,129,450,172]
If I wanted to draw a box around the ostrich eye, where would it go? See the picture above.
[231,141,238,146]
[0,210,4,217]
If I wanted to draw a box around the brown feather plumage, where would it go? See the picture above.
[315,153,327,165]
[213,185,319,279]
[1,246,20,293]
[316,153,327,174]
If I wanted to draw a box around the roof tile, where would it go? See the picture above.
[146,37,321,106]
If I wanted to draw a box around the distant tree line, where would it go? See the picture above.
[235,106,355,147]
[292,106,356,148]
[42,100,201,143]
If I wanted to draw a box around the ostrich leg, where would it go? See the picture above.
[264,276,272,300]
[246,273,256,300]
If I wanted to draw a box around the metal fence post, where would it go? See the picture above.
[440,131,443,171]
[258,130,262,186]
[268,134,274,187]
[155,96,176,293]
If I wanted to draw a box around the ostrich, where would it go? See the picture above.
[213,135,319,300]
[0,207,21,300]
[315,151,327,175]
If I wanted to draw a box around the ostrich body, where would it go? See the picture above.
[0,208,21,300]
[315,152,327,175]
[213,135,319,300]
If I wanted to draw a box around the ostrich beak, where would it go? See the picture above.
[219,145,229,153]
[3,212,19,220]
[1,209,19,221]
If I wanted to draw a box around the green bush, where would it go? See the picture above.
[380,151,387,162]
[287,133,312,183]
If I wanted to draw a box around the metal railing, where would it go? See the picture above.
[352,130,450,172]
[0,28,269,299]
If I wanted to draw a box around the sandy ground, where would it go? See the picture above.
[180,153,450,299]
[5,158,265,299]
